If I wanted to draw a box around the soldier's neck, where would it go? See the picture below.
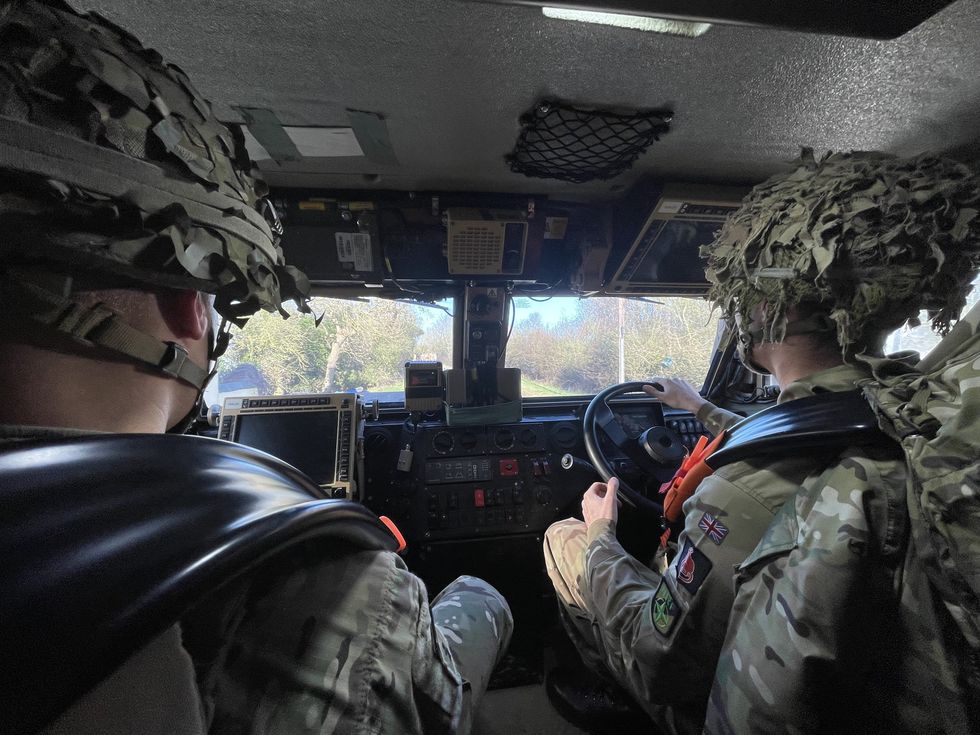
[756,336,844,389]
[0,341,174,433]
[770,349,845,389]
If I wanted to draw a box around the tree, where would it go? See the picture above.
[220,297,424,395]
[506,296,718,395]
[221,306,328,394]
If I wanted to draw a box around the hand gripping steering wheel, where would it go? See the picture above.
[582,382,687,519]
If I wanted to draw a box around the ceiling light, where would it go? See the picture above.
[542,7,710,37]
[474,1,958,40]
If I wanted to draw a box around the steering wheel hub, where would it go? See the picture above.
[638,426,685,465]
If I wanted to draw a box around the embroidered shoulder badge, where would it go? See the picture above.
[674,539,713,596]
[698,512,729,545]
[652,579,679,636]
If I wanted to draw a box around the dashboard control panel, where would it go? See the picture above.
[364,419,586,541]
[361,404,711,544]
[665,416,711,449]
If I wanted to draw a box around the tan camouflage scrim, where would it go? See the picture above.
[0,0,309,322]
[542,364,872,735]
[195,548,513,735]
[702,150,980,354]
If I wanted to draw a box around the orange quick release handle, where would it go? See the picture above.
[661,431,726,523]
[378,515,407,553]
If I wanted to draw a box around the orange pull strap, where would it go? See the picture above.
[378,515,407,553]
[688,435,709,468]
[661,430,726,523]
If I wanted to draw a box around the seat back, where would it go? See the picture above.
[0,434,396,734]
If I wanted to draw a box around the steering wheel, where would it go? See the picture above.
[583,381,686,519]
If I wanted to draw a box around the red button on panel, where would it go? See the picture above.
[474,488,485,507]
[499,458,519,477]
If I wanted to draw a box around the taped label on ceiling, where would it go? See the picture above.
[286,127,363,158]
[238,107,365,161]
[347,109,398,165]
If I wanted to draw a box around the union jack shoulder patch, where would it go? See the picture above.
[698,513,729,545]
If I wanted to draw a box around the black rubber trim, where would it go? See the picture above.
[0,434,396,734]
[707,390,889,469]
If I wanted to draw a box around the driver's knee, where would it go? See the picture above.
[544,519,590,610]
[544,518,587,565]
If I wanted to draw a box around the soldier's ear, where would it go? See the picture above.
[157,289,208,341]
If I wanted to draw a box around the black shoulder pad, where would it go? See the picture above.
[707,390,891,470]
[0,434,396,734]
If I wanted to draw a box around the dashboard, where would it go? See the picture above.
[211,392,713,672]
[212,393,711,545]
[360,400,710,543]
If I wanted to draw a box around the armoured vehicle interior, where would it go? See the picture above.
[19,0,980,732]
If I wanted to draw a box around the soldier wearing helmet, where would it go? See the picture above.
[543,150,980,733]
[0,2,511,733]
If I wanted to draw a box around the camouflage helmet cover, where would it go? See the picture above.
[702,149,980,355]
[0,0,309,323]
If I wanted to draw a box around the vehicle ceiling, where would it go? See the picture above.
[76,0,980,199]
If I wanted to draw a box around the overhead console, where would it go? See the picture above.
[269,190,590,290]
[604,184,747,296]
[266,181,749,306]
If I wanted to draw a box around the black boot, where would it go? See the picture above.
[545,666,656,734]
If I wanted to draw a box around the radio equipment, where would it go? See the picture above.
[404,361,445,412]
[446,208,528,275]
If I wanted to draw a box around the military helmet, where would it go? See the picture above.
[702,149,980,361]
[0,0,311,405]
[0,0,309,324]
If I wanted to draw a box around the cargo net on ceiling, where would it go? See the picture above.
[507,100,671,184]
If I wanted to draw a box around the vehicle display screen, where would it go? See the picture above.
[617,218,717,285]
[608,197,743,294]
[425,458,492,484]
[235,410,339,485]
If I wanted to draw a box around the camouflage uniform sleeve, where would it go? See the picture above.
[580,470,783,712]
[696,402,742,436]
[202,548,468,735]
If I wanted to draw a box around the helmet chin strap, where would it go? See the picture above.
[736,333,771,375]
[5,270,231,433]
[166,319,231,434]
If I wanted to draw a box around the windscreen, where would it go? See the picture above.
[234,411,339,485]
[209,297,454,407]
[507,295,720,396]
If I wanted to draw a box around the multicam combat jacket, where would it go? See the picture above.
[582,364,908,732]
